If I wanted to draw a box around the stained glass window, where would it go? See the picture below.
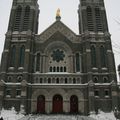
[91,46,96,67]
[10,46,16,67]
[19,45,25,67]
[100,46,106,67]
[51,49,65,62]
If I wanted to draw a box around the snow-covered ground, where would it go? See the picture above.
[89,111,116,120]
[0,108,117,120]
[0,107,24,120]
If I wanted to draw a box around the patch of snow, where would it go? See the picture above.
[18,115,96,120]
[0,108,117,120]
[0,107,24,120]
[89,110,116,120]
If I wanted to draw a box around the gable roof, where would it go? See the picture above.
[35,20,80,43]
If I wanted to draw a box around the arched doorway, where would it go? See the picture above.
[37,95,45,113]
[70,95,78,113]
[53,94,63,113]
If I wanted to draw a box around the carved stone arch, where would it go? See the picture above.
[44,41,73,73]
[32,89,49,100]
[31,89,49,113]
[49,89,67,100]
[67,89,84,101]
[44,41,72,55]
[35,51,42,55]
[67,89,84,113]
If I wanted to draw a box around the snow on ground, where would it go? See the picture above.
[0,107,24,120]
[0,108,117,120]
[89,111,116,120]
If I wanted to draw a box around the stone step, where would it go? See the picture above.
[18,115,96,120]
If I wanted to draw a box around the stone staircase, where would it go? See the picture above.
[18,115,96,120]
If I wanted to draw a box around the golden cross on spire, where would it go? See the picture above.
[56,8,61,17]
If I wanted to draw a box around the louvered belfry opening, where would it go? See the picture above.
[95,7,103,32]
[23,6,30,31]
[14,6,22,31]
[87,6,94,31]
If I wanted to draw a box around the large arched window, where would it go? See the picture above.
[100,46,106,67]
[76,53,80,72]
[36,53,40,72]
[23,6,30,31]
[10,46,16,67]
[95,7,103,32]
[91,46,96,67]
[19,45,25,67]
[14,6,22,31]
[87,6,94,31]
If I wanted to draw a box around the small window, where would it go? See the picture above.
[65,78,68,83]
[93,76,98,83]
[64,67,66,72]
[60,67,63,72]
[73,78,76,84]
[7,76,12,82]
[57,67,59,72]
[48,78,51,83]
[56,78,59,83]
[16,89,21,97]
[105,90,109,97]
[53,67,56,72]
[17,76,23,82]
[40,78,42,83]
[6,89,11,96]
[103,77,108,83]
[94,90,99,97]
[49,67,52,72]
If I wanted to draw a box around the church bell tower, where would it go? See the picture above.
[78,0,118,112]
[0,0,39,111]
[78,0,108,34]
[8,0,39,33]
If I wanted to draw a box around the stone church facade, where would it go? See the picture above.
[0,0,119,115]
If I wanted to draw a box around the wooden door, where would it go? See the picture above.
[53,95,63,113]
[70,95,78,113]
[37,95,45,113]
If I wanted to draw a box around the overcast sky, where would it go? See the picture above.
[0,0,120,80]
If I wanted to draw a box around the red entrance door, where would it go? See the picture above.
[37,95,45,113]
[53,95,63,113]
[70,95,78,113]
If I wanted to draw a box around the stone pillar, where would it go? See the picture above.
[111,81,118,110]
[49,100,52,113]
[46,99,51,114]
[69,55,73,73]
[21,80,28,114]
[118,65,120,82]
[63,100,69,113]
[0,80,5,111]
[88,80,95,113]
[79,100,84,114]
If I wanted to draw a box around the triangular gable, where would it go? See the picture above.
[35,21,80,43]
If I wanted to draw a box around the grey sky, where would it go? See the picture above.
[0,0,120,80]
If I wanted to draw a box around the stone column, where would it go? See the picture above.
[111,81,118,110]
[63,100,69,113]
[88,80,95,113]
[21,80,28,114]
[0,80,5,111]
